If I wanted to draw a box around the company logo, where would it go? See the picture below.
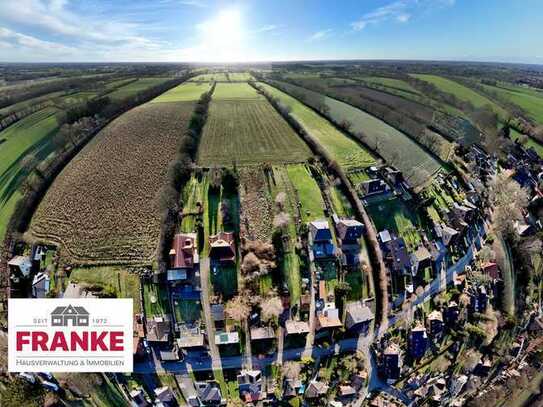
[51,304,89,327]
[9,298,133,372]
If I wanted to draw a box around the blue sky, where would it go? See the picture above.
[0,0,541,63]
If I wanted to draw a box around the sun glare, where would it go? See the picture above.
[198,9,245,62]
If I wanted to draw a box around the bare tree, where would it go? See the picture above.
[273,212,290,231]
[274,192,287,210]
[260,296,283,323]
[282,361,301,379]
[225,295,251,322]
[488,172,529,239]
[241,252,261,275]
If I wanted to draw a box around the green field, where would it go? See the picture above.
[107,77,170,100]
[286,164,325,222]
[270,80,443,188]
[228,72,253,81]
[212,82,264,101]
[359,76,420,94]
[260,83,375,170]
[57,91,97,106]
[0,107,60,240]
[0,90,64,116]
[190,72,228,82]
[481,82,543,124]
[197,99,311,166]
[151,82,211,103]
[412,74,508,119]
[510,128,543,157]
[70,266,141,312]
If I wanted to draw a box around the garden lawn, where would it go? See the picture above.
[70,266,142,313]
[286,164,326,222]
[143,281,170,317]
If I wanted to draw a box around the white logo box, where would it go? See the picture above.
[9,298,133,372]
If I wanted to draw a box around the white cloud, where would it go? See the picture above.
[351,0,452,31]
[255,24,278,33]
[0,26,75,54]
[308,29,333,42]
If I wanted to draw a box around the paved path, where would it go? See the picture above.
[200,257,222,371]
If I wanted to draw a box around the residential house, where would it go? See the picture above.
[8,255,33,278]
[154,386,175,406]
[130,388,149,407]
[334,217,364,266]
[411,245,432,276]
[305,380,329,399]
[31,272,50,298]
[285,320,309,338]
[177,333,205,352]
[168,233,199,283]
[437,224,460,247]
[316,302,342,333]
[250,326,276,354]
[338,385,356,400]
[359,179,389,197]
[383,343,402,384]
[215,331,240,354]
[192,381,224,406]
[237,370,263,403]
[481,262,500,280]
[379,230,412,276]
[309,219,335,260]
[283,378,302,398]
[344,301,374,334]
[445,301,460,326]
[159,346,180,362]
[383,167,403,186]
[410,324,428,359]
[209,232,236,263]
[63,282,98,299]
[146,315,171,343]
[427,310,444,338]
[211,304,225,329]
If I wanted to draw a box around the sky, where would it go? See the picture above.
[0,0,541,64]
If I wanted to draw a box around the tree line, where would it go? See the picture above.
[156,82,216,274]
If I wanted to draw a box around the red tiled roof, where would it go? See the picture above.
[170,233,197,269]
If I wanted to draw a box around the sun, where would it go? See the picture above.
[198,9,246,62]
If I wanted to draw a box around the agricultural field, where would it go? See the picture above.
[0,90,64,116]
[212,82,264,101]
[69,266,141,313]
[150,81,211,103]
[190,72,228,82]
[228,72,253,81]
[357,76,420,95]
[0,107,60,240]
[197,98,311,166]
[270,80,444,188]
[480,81,543,124]
[286,164,325,222]
[27,101,195,265]
[412,74,509,119]
[106,77,171,100]
[259,82,376,170]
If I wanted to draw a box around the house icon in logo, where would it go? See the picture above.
[51,304,90,327]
